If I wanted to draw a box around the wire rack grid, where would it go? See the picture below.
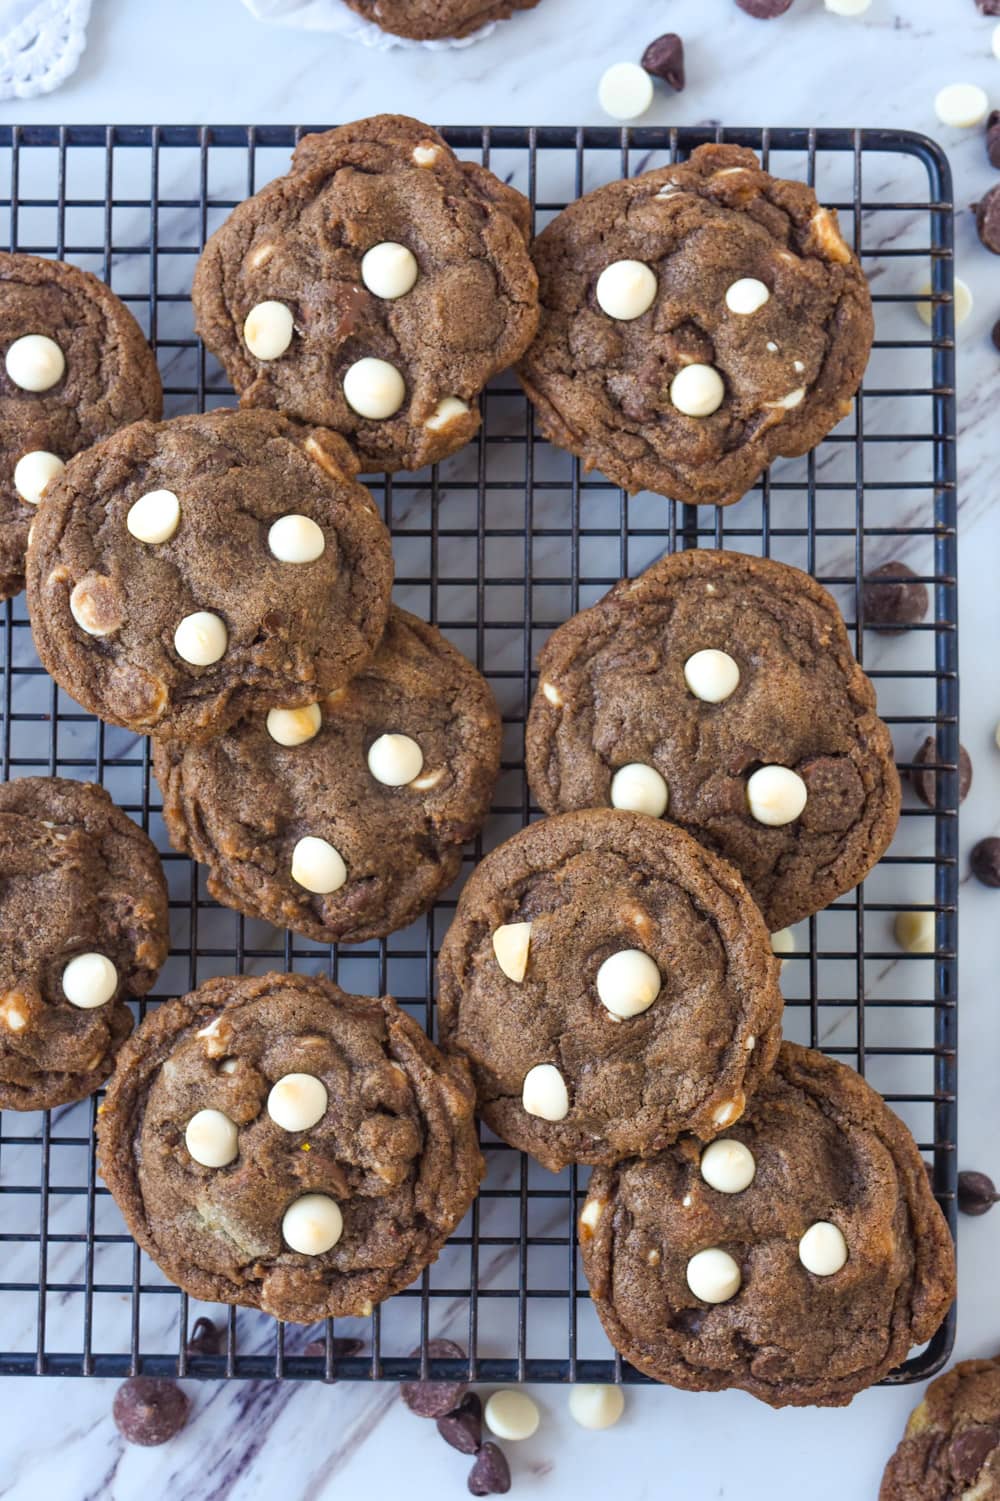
[0,123,957,1387]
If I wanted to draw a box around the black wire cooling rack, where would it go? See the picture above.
[0,124,958,1386]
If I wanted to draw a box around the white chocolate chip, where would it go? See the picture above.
[5,333,65,392]
[343,357,405,420]
[596,949,661,1019]
[610,762,668,818]
[267,1072,328,1132]
[894,909,935,953]
[595,260,658,321]
[798,1221,848,1276]
[568,1385,624,1431]
[367,733,424,787]
[700,1139,756,1195]
[725,278,770,315]
[268,514,325,564]
[521,1062,570,1122]
[219,1058,238,1075]
[681,1193,693,1208]
[126,488,180,545]
[291,835,347,895]
[655,182,679,200]
[686,1248,741,1304]
[410,767,444,791]
[917,278,972,328]
[492,921,532,983]
[712,168,752,179]
[70,577,121,637]
[579,1198,603,1233]
[793,360,805,374]
[746,765,808,826]
[282,1193,343,1255]
[185,1108,239,1168]
[746,1035,755,1051]
[174,611,228,666]
[598,61,653,121]
[484,1390,540,1442]
[244,300,294,360]
[62,952,117,1009]
[360,241,418,300]
[824,0,871,13]
[425,396,471,432]
[934,83,990,129]
[541,681,563,708]
[0,994,29,1031]
[14,449,63,505]
[683,648,740,704]
[412,142,440,166]
[196,1016,224,1040]
[247,241,276,270]
[669,363,725,418]
[765,387,807,411]
[771,927,795,956]
[266,703,322,747]
[809,208,852,265]
[766,340,779,353]
[712,1096,744,1128]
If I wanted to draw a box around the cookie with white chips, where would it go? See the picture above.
[437,808,783,1173]
[152,607,501,944]
[580,1043,955,1408]
[97,971,483,1324]
[26,408,393,743]
[518,142,873,506]
[0,777,168,1111]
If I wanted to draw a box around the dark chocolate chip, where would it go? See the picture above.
[949,1424,1000,1484]
[987,111,1000,169]
[468,1442,512,1496]
[438,1392,484,1455]
[971,837,1000,888]
[976,183,1000,254]
[736,0,794,13]
[911,737,972,808]
[992,318,1000,353]
[958,1169,1000,1216]
[641,34,685,91]
[401,1339,468,1418]
[186,1317,222,1357]
[861,561,929,631]
[303,1336,364,1360]
[976,0,1000,14]
[112,1377,190,1447]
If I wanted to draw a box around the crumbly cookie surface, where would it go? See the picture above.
[880,1355,1000,1500]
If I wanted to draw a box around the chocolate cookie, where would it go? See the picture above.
[152,607,501,944]
[0,252,162,600]
[26,409,393,743]
[342,0,540,39]
[518,142,873,507]
[437,809,783,1173]
[580,1043,955,1408]
[0,777,168,1112]
[525,548,900,931]
[192,115,539,474]
[97,972,484,1323]
[880,1354,1000,1499]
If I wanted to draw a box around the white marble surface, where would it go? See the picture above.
[2,0,1000,1497]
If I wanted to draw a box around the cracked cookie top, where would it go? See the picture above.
[518,143,873,507]
[525,548,900,931]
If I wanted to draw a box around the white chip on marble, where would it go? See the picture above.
[746,765,808,826]
[244,300,294,360]
[686,1247,741,1304]
[700,1139,756,1195]
[894,909,935,953]
[492,920,532,983]
[367,733,424,787]
[824,0,871,14]
[62,952,117,1009]
[5,333,65,392]
[266,703,322,747]
[669,363,725,418]
[127,488,180,545]
[268,514,325,564]
[522,1062,570,1122]
[361,241,418,300]
[14,449,63,505]
[185,1108,239,1168]
[595,259,658,321]
[610,762,668,818]
[268,1072,328,1132]
[934,83,990,129]
[916,277,972,328]
[598,61,653,121]
[282,1193,343,1255]
[484,1390,540,1442]
[725,278,770,315]
[426,395,471,432]
[568,1384,625,1430]
[343,356,405,419]
[174,611,228,666]
[291,835,347,895]
[684,648,740,703]
[799,1221,848,1276]
[596,949,661,1019]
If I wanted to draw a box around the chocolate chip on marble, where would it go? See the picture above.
[437,1392,483,1455]
[401,1339,468,1418]
[861,561,929,631]
[971,837,1000,888]
[958,1169,1000,1216]
[986,111,1000,169]
[303,1335,363,1359]
[112,1377,190,1446]
[736,0,795,14]
[992,318,1000,353]
[641,33,685,91]
[949,1424,1000,1484]
[976,184,1000,253]
[468,1442,512,1497]
[976,0,1000,14]
[186,1316,223,1356]
[911,736,972,808]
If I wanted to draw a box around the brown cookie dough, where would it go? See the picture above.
[97,972,484,1323]
[526,548,900,932]
[152,607,501,944]
[518,142,873,507]
[192,115,539,474]
[26,409,393,743]
[0,252,162,601]
[437,809,783,1173]
[880,1354,1000,1500]
[0,777,168,1112]
[580,1043,956,1408]
[342,0,540,39]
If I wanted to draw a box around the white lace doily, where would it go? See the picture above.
[0,0,91,100]
[241,0,496,51]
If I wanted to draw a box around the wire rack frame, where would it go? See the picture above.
[0,124,957,1387]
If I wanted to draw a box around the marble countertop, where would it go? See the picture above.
[3,1,1000,1498]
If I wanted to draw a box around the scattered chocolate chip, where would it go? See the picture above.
[987,111,1000,169]
[971,837,1000,888]
[976,183,1000,254]
[468,1442,512,1496]
[112,1377,190,1447]
[958,1169,1000,1216]
[992,318,1000,353]
[438,1392,484,1455]
[949,1424,1000,1484]
[861,561,929,631]
[911,737,972,808]
[641,34,685,91]
[303,1336,364,1360]
[401,1339,468,1418]
[185,1317,222,1357]
[736,0,794,14]
[976,0,1000,14]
